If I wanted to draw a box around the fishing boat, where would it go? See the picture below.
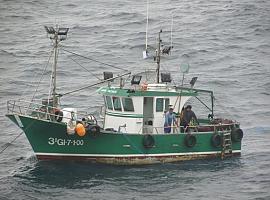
[6,25,243,165]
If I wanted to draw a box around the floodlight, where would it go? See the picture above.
[103,72,113,80]
[131,75,142,85]
[161,73,171,83]
[190,77,198,88]
[44,26,55,34]
[58,28,69,36]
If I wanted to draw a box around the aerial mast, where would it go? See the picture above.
[44,26,69,108]
[156,29,162,83]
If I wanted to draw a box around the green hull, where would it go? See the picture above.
[6,114,242,165]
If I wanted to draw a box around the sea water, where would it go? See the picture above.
[0,0,269,199]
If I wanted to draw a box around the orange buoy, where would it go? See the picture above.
[75,123,86,137]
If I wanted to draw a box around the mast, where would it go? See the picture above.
[52,31,58,107]
[156,30,162,83]
[44,26,69,108]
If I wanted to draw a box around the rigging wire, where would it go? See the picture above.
[62,51,101,81]
[61,48,129,72]
[30,47,54,102]
[20,48,54,100]
[59,71,131,97]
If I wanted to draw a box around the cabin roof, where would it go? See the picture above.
[97,86,198,97]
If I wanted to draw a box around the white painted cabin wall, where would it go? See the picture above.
[104,115,142,133]
[104,97,144,133]
[103,95,191,134]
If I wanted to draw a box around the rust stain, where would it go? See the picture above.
[37,152,241,165]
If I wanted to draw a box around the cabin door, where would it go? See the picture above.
[143,97,153,133]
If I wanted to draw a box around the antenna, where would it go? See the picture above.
[143,0,149,59]
[156,29,162,83]
[170,11,173,54]
[146,0,149,50]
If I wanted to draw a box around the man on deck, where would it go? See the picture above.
[181,105,199,131]
[164,106,177,133]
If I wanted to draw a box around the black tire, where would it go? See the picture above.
[211,134,222,147]
[231,128,243,142]
[184,134,197,147]
[142,134,155,148]
[54,110,63,122]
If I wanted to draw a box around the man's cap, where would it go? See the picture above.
[169,105,174,110]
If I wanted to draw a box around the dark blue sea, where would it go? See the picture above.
[0,0,270,199]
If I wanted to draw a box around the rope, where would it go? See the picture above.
[0,116,37,154]
[61,48,129,72]
[0,131,23,154]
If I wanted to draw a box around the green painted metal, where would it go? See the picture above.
[6,114,242,158]
[105,111,143,118]
[97,86,198,97]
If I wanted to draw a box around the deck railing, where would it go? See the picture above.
[139,122,238,134]
[7,99,88,122]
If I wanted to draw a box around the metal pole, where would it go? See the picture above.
[211,92,214,117]
[52,31,58,108]
[145,0,149,50]
[156,30,161,83]
[177,73,185,126]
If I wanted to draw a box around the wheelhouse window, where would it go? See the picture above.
[105,96,113,110]
[165,98,170,111]
[112,97,122,111]
[156,98,164,112]
[122,98,134,112]
[156,98,170,112]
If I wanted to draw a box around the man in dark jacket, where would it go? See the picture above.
[181,105,199,132]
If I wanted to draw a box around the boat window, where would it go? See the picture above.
[165,98,170,111]
[112,97,122,111]
[156,98,164,112]
[105,96,113,110]
[122,98,134,112]
[156,98,170,112]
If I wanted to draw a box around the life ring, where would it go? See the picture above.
[231,128,243,142]
[142,134,155,148]
[54,110,63,122]
[184,134,197,147]
[211,133,222,147]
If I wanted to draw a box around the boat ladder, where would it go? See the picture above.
[221,130,232,159]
